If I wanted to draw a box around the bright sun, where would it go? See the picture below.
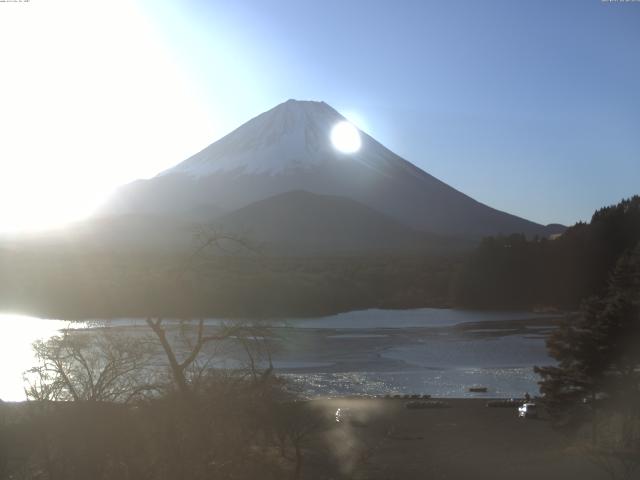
[330,121,361,154]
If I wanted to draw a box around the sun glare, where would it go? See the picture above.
[330,121,361,154]
[0,1,216,233]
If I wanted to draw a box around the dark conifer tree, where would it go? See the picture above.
[535,243,640,440]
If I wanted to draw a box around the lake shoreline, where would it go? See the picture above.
[1,304,573,323]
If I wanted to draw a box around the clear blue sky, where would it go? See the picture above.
[4,0,635,230]
[138,0,639,226]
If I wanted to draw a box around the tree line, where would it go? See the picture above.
[453,196,640,310]
[0,248,458,320]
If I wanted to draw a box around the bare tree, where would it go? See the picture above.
[25,327,159,403]
[271,401,326,480]
[145,318,229,398]
[142,229,267,398]
[144,317,278,398]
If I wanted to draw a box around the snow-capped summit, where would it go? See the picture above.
[161,100,346,177]
[103,99,563,240]
[160,99,416,180]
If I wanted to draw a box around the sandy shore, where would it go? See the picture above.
[303,397,606,480]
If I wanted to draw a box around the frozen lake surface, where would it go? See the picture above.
[0,308,560,401]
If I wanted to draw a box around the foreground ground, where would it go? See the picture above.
[303,398,606,480]
[0,397,611,480]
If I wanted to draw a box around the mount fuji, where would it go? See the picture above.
[102,99,563,247]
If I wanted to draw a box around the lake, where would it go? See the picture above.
[0,309,560,401]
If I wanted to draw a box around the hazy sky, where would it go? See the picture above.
[0,0,638,231]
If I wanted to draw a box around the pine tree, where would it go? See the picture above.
[535,243,640,441]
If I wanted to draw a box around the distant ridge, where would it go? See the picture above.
[212,190,466,255]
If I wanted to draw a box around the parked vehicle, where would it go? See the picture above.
[518,403,538,419]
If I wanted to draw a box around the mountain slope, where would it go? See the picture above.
[103,99,563,239]
[211,190,463,254]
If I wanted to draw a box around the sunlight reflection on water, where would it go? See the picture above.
[0,314,74,401]
[280,367,542,398]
